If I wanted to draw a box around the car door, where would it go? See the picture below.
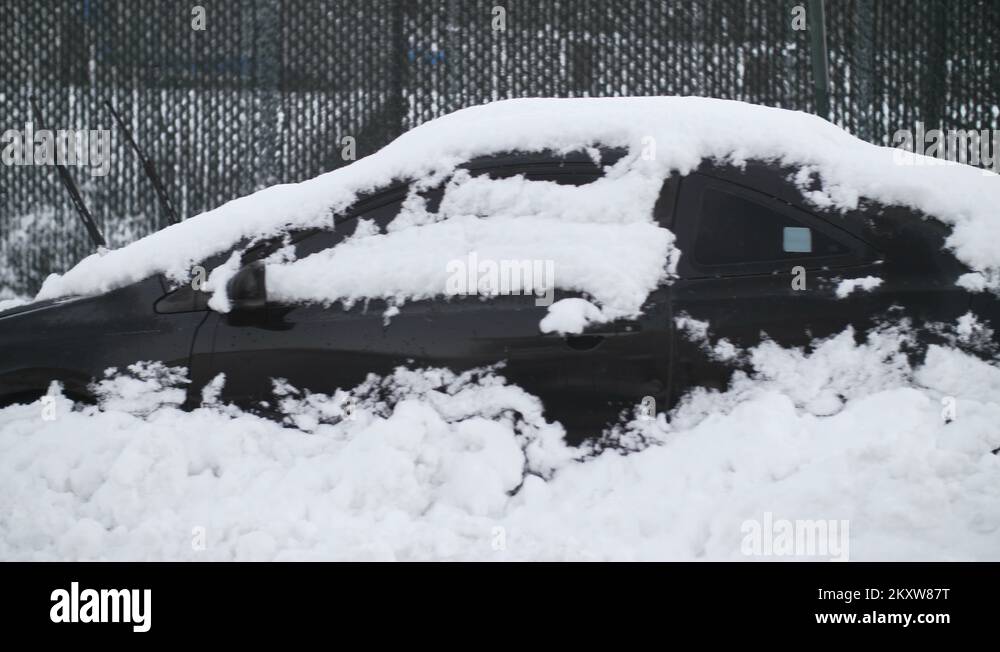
[428,158,674,437]
[193,187,408,412]
[667,164,886,398]
[198,179,569,416]
[198,156,673,441]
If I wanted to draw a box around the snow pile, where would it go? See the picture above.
[924,311,998,357]
[0,297,28,312]
[34,97,1000,306]
[674,313,741,362]
[89,362,189,417]
[672,326,914,422]
[2,329,998,561]
[954,312,996,348]
[539,298,607,334]
[835,276,883,298]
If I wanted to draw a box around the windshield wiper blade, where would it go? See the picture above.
[29,95,107,249]
[105,100,180,226]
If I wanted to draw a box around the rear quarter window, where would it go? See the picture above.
[694,186,850,266]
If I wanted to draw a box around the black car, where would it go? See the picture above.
[0,150,993,441]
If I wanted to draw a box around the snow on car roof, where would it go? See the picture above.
[36,96,1000,304]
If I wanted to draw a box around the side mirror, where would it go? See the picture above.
[227,260,267,312]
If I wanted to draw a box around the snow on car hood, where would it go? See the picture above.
[35,96,1000,306]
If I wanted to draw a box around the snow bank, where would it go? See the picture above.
[2,329,998,561]
[35,97,1000,305]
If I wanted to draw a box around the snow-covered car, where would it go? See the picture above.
[1,97,998,439]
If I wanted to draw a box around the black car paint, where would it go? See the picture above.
[0,155,987,441]
[0,275,207,402]
[667,161,975,398]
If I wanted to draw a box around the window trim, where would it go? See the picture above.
[678,173,875,278]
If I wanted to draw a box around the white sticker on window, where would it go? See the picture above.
[783,226,812,253]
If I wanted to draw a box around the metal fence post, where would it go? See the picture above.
[807,0,830,120]
[253,0,282,190]
[854,0,875,142]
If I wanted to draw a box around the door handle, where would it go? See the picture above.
[564,334,604,351]
[582,320,643,336]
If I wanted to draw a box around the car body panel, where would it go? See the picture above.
[0,156,984,442]
[0,276,209,402]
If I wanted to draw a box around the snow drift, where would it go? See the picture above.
[2,327,998,561]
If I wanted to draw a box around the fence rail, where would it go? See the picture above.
[2,0,998,295]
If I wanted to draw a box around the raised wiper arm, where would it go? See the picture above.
[105,100,180,226]
[29,95,107,249]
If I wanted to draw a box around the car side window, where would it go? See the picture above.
[295,165,602,259]
[157,161,606,314]
[293,189,409,258]
[694,185,851,268]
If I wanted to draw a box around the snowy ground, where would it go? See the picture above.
[2,327,998,561]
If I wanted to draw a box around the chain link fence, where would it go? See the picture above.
[2,0,998,295]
